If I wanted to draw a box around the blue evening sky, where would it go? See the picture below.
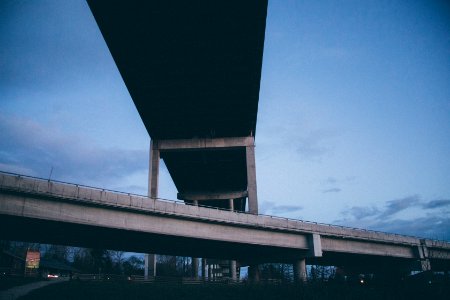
[1,0,449,240]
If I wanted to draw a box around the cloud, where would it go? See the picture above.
[295,129,337,161]
[0,114,148,189]
[380,195,421,218]
[370,216,450,240]
[260,201,303,215]
[336,195,450,240]
[322,188,342,193]
[343,206,380,220]
[324,177,337,184]
[422,199,450,209]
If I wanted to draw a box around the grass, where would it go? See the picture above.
[19,280,450,300]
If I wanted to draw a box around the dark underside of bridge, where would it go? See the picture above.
[3,215,449,272]
[87,0,268,209]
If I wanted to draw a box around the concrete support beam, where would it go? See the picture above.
[230,260,237,281]
[154,136,254,151]
[246,145,258,214]
[308,233,323,257]
[192,257,199,278]
[208,263,212,280]
[144,253,156,278]
[145,140,160,279]
[149,140,160,199]
[177,191,247,201]
[418,240,431,271]
[202,258,207,280]
[248,265,260,282]
[293,259,307,283]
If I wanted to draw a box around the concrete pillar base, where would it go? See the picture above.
[293,259,307,283]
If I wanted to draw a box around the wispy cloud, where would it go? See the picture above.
[296,129,336,160]
[336,195,450,240]
[422,199,450,209]
[322,188,342,193]
[380,195,421,218]
[343,206,380,220]
[260,201,303,215]
[0,115,148,189]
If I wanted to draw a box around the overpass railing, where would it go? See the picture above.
[0,171,448,248]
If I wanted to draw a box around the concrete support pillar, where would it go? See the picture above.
[208,263,212,280]
[144,254,149,279]
[245,144,258,214]
[248,265,260,282]
[293,259,307,283]
[202,258,207,280]
[149,140,160,199]
[144,253,156,278]
[145,140,160,279]
[418,240,431,272]
[192,257,199,278]
[230,260,237,281]
[193,200,198,206]
[229,198,234,211]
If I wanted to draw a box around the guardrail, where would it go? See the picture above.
[1,171,449,248]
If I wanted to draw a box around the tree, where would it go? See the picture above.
[42,244,69,262]
[122,255,144,275]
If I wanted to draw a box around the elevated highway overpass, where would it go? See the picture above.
[87,0,268,212]
[3,0,449,282]
[1,172,449,281]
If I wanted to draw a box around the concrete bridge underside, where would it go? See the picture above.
[87,0,268,212]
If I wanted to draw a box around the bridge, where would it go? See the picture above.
[86,0,268,213]
[2,0,450,282]
[1,172,449,282]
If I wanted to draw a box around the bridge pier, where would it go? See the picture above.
[202,258,207,280]
[248,265,260,282]
[293,259,307,283]
[192,257,199,278]
[245,143,258,214]
[144,253,156,278]
[152,136,258,214]
[145,140,160,278]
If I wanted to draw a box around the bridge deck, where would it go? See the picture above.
[1,172,449,270]
[87,0,269,203]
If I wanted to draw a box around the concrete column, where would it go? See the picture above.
[230,260,237,281]
[192,257,199,278]
[248,265,260,282]
[191,200,199,278]
[145,140,160,279]
[144,253,156,278]
[293,259,307,283]
[144,254,149,279]
[245,143,258,214]
[149,140,160,199]
[202,258,207,280]
[208,262,212,280]
[228,198,237,281]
